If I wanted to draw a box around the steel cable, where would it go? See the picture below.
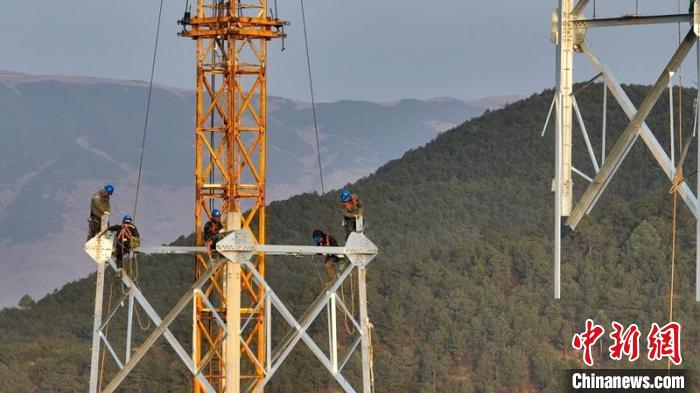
[133,0,165,221]
[300,0,325,195]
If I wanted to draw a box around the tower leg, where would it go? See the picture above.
[89,212,109,393]
[89,262,106,393]
[554,92,562,300]
[357,266,372,393]
[553,0,574,299]
[558,0,574,216]
[226,261,241,393]
[696,42,700,302]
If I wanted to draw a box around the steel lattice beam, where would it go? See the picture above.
[573,14,692,28]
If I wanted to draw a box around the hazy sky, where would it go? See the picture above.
[0,1,697,101]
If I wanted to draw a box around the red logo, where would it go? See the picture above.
[647,322,682,365]
[572,319,605,367]
[609,322,641,362]
[572,320,682,366]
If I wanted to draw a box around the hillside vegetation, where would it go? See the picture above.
[1,84,699,392]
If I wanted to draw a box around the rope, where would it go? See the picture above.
[676,4,683,147]
[297,0,368,362]
[669,182,679,370]
[343,274,356,335]
[128,254,152,330]
[132,0,165,221]
[593,0,596,18]
[668,5,683,370]
[118,0,164,338]
[298,18,365,357]
[300,0,325,194]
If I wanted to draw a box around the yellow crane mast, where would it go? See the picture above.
[180,2,285,391]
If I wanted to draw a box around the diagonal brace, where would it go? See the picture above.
[579,42,698,221]
[572,0,590,15]
[566,31,698,229]
[101,259,222,393]
[110,261,206,380]
[247,262,358,393]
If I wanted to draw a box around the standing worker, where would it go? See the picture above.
[313,229,340,281]
[203,209,224,257]
[87,184,114,240]
[107,214,140,276]
[340,188,363,239]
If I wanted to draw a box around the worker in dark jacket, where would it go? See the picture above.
[87,184,114,240]
[107,214,140,274]
[313,229,340,281]
[203,209,224,256]
[339,188,364,239]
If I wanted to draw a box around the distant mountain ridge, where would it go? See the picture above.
[0,71,508,307]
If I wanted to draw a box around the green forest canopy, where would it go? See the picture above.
[1,84,699,392]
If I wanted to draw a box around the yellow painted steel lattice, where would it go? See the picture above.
[182,2,284,391]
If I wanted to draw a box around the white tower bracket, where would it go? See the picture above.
[85,229,378,393]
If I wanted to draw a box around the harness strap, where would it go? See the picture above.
[118,225,133,242]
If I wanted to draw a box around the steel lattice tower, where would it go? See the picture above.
[86,4,375,392]
[550,0,700,300]
[181,2,285,391]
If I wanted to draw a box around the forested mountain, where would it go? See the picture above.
[0,71,496,307]
[1,84,699,392]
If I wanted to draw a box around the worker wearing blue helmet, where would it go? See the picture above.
[340,188,364,238]
[107,214,140,275]
[312,229,340,281]
[87,184,114,240]
[203,208,224,256]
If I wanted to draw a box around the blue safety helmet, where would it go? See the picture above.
[312,229,324,245]
[339,188,351,202]
[104,184,114,195]
[122,214,133,223]
[212,209,222,218]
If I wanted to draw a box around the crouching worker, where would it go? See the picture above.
[313,229,340,282]
[107,214,140,276]
[203,209,224,257]
[339,188,364,239]
[87,184,114,240]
